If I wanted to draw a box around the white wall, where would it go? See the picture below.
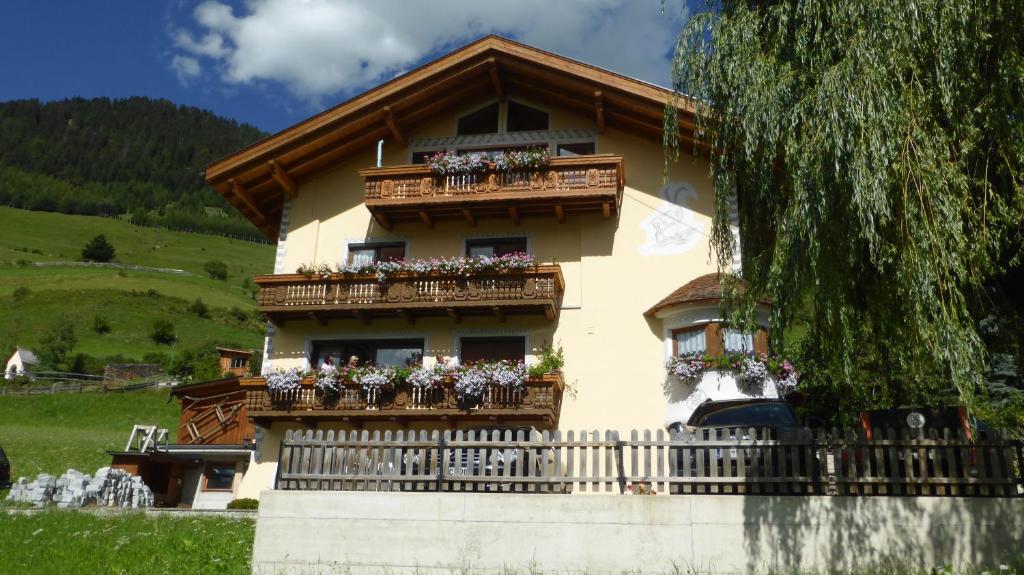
[252,491,1024,574]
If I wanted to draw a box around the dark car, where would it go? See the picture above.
[0,446,11,489]
[672,399,816,482]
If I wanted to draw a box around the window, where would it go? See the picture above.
[557,142,595,157]
[411,150,435,164]
[229,357,247,369]
[506,101,549,132]
[465,237,527,258]
[460,337,526,363]
[673,327,707,355]
[722,329,754,353]
[203,463,236,491]
[457,103,499,135]
[347,242,405,266]
[313,339,424,369]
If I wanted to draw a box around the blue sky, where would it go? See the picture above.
[0,1,690,133]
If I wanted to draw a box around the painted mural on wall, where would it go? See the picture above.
[638,182,704,256]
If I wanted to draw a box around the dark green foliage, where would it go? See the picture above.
[37,317,76,371]
[226,498,259,510]
[11,286,30,302]
[149,318,176,346]
[92,315,111,335]
[188,298,209,318]
[0,97,267,240]
[163,345,221,381]
[80,234,115,262]
[204,259,228,281]
[668,1,1024,423]
[241,276,258,300]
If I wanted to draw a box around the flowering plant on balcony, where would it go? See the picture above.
[296,262,333,279]
[336,252,537,281]
[453,359,528,400]
[314,365,347,398]
[493,146,550,172]
[426,151,488,176]
[408,358,458,389]
[353,365,397,393]
[265,368,303,394]
[664,352,799,397]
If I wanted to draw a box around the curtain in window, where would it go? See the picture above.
[723,329,754,353]
[675,329,706,355]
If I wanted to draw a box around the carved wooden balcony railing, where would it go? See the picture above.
[360,154,624,228]
[240,374,564,427]
[255,265,563,325]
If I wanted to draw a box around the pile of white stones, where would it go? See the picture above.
[6,467,154,509]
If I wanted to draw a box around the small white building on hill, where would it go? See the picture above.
[5,347,38,379]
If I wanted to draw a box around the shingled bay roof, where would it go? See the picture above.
[204,35,702,239]
[645,273,758,317]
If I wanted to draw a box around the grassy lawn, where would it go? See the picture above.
[0,390,178,481]
[0,287,264,358]
[0,206,273,280]
[0,510,254,575]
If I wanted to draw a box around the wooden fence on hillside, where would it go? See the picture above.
[1,372,173,396]
[276,427,1024,497]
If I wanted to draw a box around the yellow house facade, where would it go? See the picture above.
[205,37,774,499]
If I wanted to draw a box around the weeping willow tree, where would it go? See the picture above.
[665,1,1024,422]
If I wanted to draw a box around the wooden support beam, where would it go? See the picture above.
[554,204,565,223]
[602,201,611,219]
[382,106,405,147]
[418,210,434,228]
[352,310,371,325]
[545,305,556,321]
[307,311,328,326]
[396,309,415,325]
[493,306,506,323]
[446,308,461,323]
[264,314,283,328]
[594,90,605,133]
[462,208,476,227]
[507,206,520,225]
[229,179,267,223]
[371,210,392,230]
[268,160,299,199]
[487,58,504,101]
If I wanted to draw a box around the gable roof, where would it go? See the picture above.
[205,35,700,239]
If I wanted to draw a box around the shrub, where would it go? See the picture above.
[12,286,31,302]
[204,260,228,281]
[81,234,115,262]
[92,315,111,334]
[188,298,209,318]
[226,498,259,510]
[150,318,176,345]
[529,342,565,378]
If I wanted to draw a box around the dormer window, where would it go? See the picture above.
[506,101,548,132]
[457,103,499,135]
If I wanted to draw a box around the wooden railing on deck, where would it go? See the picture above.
[255,265,563,322]
[242,375,563,425]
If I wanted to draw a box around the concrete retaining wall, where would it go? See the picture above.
[251,491,1024,574]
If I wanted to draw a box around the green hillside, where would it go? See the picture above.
[0,206,273,371]
[0,391,179,479]
[0,97,268,240]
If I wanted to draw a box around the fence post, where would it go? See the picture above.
[435,431,446,491]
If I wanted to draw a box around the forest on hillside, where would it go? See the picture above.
[0,97,268,240]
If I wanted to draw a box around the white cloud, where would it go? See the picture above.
[171,0,685,103]
[170,55,202,85]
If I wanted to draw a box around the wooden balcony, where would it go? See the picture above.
[240,374,564,427]
[360,154,624,228]
[255,265,563,325]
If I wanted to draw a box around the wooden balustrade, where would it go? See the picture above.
[254,265,563,325]
[360,155,624,228]
[240,374,564,427]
